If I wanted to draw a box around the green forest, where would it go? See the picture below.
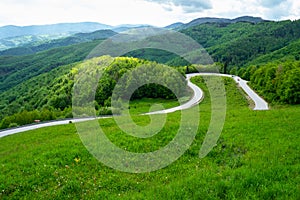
[0,56,188,129]
[232,61,300,104]
[0,19,299,129]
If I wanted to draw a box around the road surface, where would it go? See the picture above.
[0,73,268,138]
[232,76,269,110]
[144,74,204,115]
[0,118,95,138]
[189,73,269,110]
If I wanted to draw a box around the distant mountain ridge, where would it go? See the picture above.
[164,22,185,30]
[0,22,153,40]
[0,22,113,40]
[0,30,117,56]
[169,16,268,30]
[0,16,267,40]
[112,25,153,33]
[0,16,278,54]
[0,22,152,50]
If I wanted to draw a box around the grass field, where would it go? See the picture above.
[0,77,299,199]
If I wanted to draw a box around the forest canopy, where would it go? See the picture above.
[0,56,189,129]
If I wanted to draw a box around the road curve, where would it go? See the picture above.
[233,76,269,110]
[0,73,268,138]
[144,74,204,115]
[190,73,269,110]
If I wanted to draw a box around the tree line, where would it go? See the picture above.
[231,60,300,104]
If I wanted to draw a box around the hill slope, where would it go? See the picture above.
[0,78,299,199]
[180,19,300,69]
[0,40,103,93]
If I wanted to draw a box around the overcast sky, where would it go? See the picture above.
[0,0,299,27]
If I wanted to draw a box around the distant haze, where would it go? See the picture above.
[0,0,299,27]
[0,16,266,40]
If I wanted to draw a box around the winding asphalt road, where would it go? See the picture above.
[144,74,204,115]
[0,73,268,138]
[192,73,269,110]
[0,118,96,138]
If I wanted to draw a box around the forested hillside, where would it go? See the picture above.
[0,40,102,93]
[177,16,266,30]
[0,56,187,129]
[124,19,300,71]
[181,20,300,69]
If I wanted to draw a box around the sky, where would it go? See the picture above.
[0,0,299,27]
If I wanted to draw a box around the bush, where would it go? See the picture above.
[8,123,19,128]
[98,107,113,116]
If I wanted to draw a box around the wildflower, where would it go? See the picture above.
[74,158,81,163]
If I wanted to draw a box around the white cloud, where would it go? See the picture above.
[262,1,292,20]
[259,0,287,8]
[144,0,212,13]
[0,0,182,26]
[0,0,298,27]
[199,0,299,21]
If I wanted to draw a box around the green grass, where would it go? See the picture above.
[0,77,299,199]
[128,98,181,115]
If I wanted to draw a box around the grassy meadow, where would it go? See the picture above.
[0,77,299,199]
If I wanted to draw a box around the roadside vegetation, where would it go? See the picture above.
[231,60,300,104]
